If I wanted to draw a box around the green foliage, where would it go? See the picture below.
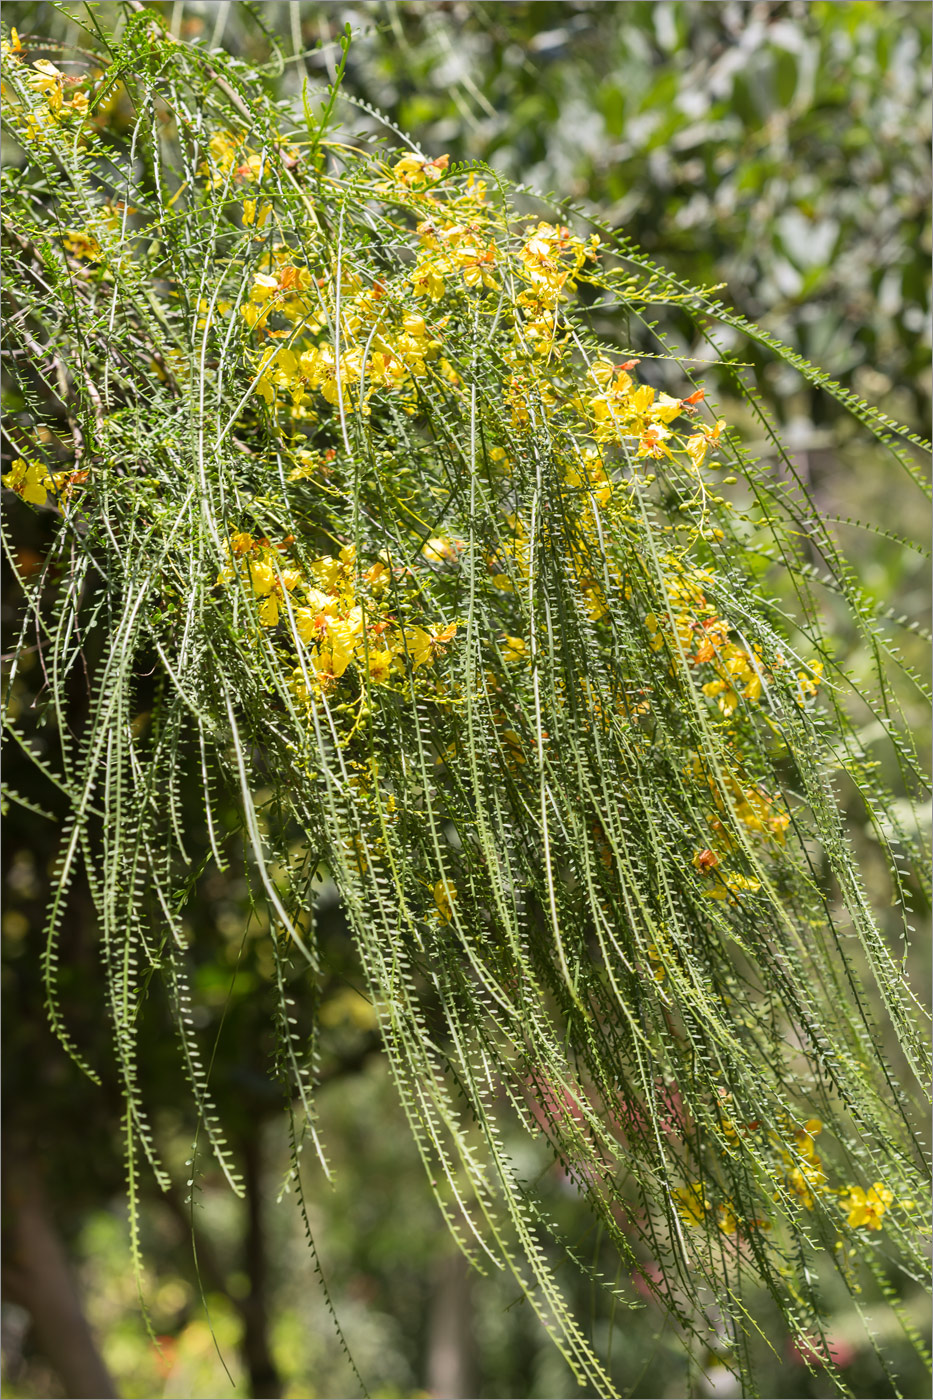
[1,6,930,1397]
[53,0,925,433]
[353,0,932,435]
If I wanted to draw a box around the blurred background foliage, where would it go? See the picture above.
[2,3,930,1398]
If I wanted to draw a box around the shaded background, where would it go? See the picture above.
[2,3,930,1398]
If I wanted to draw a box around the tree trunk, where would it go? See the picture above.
[2,1160,118,1398]
[241,1130,281,1398]
[425,1250,474,1399]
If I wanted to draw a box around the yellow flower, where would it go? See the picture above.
[46,467,89,505]
[392,152,449,186]
[685,419,727,470]
[842,1182,893,1231]
[292,607,321,646]
[644,612,665,652]
[703,872,761,902]
[316,614,363,679]
[399,625,433,668]
[309,554,344,594]
[648,392,683,425]
[797,1118,823,1150]
[458,242,498,291]
[411,260,446,301]
[1,27,25,61]
[398,621,458,669]
[248,560,277,598]
[422,535,460,565]
[674,1182,708,1226]
[743,672,762,702]
[587,360,615,388]
[717,1202,739,1234]
[787,1162,826,1210]
[257,594,279,627]
[27,59,64,112]
[2,458,52,506]
[242,198,272,228]
[63,228,102,261]
[646,944,666,980]
[630,383,655,417]
[797,659,824,700]
[638,425,673,461]
[237,554,302,628]
[781,1121,826,1209]
[323,618,364,677]
[364,561,390,591]
[702,677,739,716]
[249,272,280,304]
[364,647,394,685]
[433,878,457,924]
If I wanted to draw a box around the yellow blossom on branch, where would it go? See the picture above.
[27,58,64,112]
[674,1182,708,1225]
[3,457,53,505]
[842,1182,894,1230]
[433,878,457,924]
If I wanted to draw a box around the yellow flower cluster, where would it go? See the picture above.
[673,1182,750,1236]
[841,1182,894,1231]
[781,1118,827,1211]
[645,559,763,706]
[390,152,451,188]
[413,207,499,298]
[515,221,599,355]
[673,1180,709,1225]
[216,534,457,699]
[646,558,823,720]
[384,158,504,305]
[586,357,683,453]
[563,445,613,508]
[2,458,87,508]
[234,155,592,437]
[701,869,762,902]
[243,251,318,333]
[797,659,824,700]
[8,50,90,141]
[200,129,296,189]
[244,246,457,416]
[720,775,790,843]
[60,202,128,266]
[686,760,790,902]
[0,126,826,903]
[242,197,272,229]
[676,1117,913,1244]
